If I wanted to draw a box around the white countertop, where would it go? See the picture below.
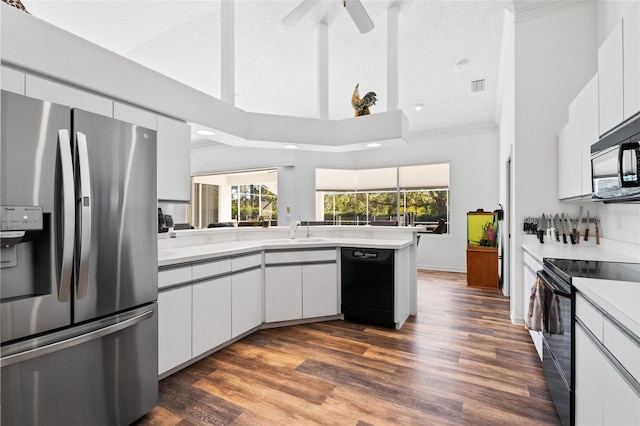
[522,235,640,338]
[522,236,640,264]
[573,277,640,338]
[158,237,413,267]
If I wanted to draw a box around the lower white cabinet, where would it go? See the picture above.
[575,297,640,426]
[302,263,338,318]
[232,268,263,337]
[265,265,303,323]
[158,286,192,375]
[523,253,543,360]
[192,276,232,357]
[575,323,605,425]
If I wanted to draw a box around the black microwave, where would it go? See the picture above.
[591,118,640,202]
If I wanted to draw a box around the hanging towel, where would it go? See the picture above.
[525,277,543,331]
[546,291,565,335]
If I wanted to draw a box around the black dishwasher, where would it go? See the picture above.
[341,247,394,328]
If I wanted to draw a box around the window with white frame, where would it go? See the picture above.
[315,164,449,232]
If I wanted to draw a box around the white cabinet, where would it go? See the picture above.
[1,66,25,94]
[232,268,262,337]
[575,294,640,425]
[575,323,605,425]
[598,20,624,135]
[264,249,338,323]
[302,263,338,318]
[624,3,640,121]
[265,265,303,322]
[192,276,232,357]
[558,121,580,200]
[25,74,113,117]
[523,252,543,360]
[113,101,157,130]
[559,75,598,200]
[157,115,191,202]
[158,286,192,375]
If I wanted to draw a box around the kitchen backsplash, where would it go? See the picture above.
[596,204,640,246]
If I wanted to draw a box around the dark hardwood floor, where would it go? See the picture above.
[134,270,560,425]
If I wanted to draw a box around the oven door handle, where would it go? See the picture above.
[537,271,571,298]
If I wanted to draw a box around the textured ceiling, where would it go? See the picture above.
[23,0,510,134]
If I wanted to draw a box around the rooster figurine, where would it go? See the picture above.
[351,83,377,117]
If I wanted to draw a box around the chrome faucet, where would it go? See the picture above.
[306,221,312,238]
[289,220,301,239]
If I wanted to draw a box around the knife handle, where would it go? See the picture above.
[569,233,575,244]
[584,228,589,241]
[562,233,567,244]
[555,229,560,242]
[538,230,544,243]
[576,231,580,243]
[595,225,600,245]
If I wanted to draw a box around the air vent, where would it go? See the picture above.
[471,78,487,93]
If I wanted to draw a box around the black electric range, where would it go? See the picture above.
[544,258,640,285]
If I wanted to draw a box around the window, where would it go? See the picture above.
[316,164,449,232]
[190,169,278,228]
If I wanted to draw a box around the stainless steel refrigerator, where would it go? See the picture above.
[1,90,158,425]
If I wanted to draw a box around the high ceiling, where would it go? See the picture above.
[23,0,510,134]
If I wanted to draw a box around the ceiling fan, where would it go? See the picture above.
[282,0,375,34]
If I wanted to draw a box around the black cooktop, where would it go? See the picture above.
[544,258,640,284]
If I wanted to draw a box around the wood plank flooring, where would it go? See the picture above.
[134,270,560,426]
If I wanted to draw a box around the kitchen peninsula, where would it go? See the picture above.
[157,225,417,378]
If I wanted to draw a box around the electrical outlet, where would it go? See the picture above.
[365,231,374,238]
[205,235,215,243]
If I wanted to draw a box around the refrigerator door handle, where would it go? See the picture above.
[76,132,92,299]
[58,130,75,302]
[0,308,154,367]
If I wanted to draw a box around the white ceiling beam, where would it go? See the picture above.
[318,22,329,119]
[387,4,400,111]
[221,0,235,106]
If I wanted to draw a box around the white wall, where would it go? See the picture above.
[505,1,598,324]
[192,123,499,272]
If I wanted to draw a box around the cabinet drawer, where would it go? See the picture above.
[604,319,640,382]
[232,253,262,271]
[265,249,336,264]
[576,293,604,342]
[158,266,192,289]
[192,258,232,281]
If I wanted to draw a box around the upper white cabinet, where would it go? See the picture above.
[598,7,640,134]
[558,121,581,200]
[157,115,191,202]
[624,3,640,121]
[559,74,598,200]
[25,74,113,118]
[598,21,624,135]
[1,66,25,95]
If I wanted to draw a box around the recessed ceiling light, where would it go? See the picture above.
[366,142,381,148]
[284,144,299,149]
[414,103,424,111]
[196,129,216,136]
[455,59,469,71]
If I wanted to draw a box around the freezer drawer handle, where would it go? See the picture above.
[58,130,74,302]
[0,309,154,367]
[76,132,92,299]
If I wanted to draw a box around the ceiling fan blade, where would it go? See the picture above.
[282,0,321,26]
[344,0,374,34]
